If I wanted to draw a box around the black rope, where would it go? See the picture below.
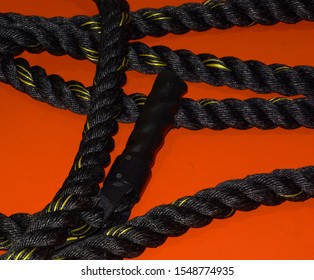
[0,0,313,260]
[52,165,314,259]
[2,165,313,259]
[1,54,314,130]
[1,0,313,57]
[2,47,314,117]
[128,43,314,95]
[1,2,314,99]
[0,0,131,260]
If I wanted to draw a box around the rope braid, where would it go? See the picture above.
[0,0,313,260]
[1,0,314,57]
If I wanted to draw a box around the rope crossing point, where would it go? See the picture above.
[0,0,313,260]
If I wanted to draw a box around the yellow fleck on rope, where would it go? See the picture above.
[16,64,36,87]
[117,56,129,71]
[274,66,290,74]
[23,248,37,260]
[223,208,235,218]
[84,121,91,134]
[26,43,44,52]
[6,247,37,260]
[203,0,225,9]
[6,251,16,260]
[278,190,304,198]
[246,21,256,27]
[107,226,124,237]
[46,194,73,213]
[203,58,232,71]
[199,99,219,106]
[142,11,172,21]
[15,249,29,260]
[0,237,12,250]
[119,12,131,27]
[66,224,93,241]
[60,194,74,211]
[69,83,91,101]
[74,156,83,171]
[53,196,64,212]
[106,227,116,236]
[117,227,133,237]
[81,47,100,62]
[269,97,291,104]
[139,53,167,67]
[80,21,101,31]
[69,225,92,237]
[178,197,191,207]
[106,225,133,237]
[131,94,147,106]
[172,196,191,207]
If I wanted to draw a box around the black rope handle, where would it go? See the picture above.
[100,70,187,229]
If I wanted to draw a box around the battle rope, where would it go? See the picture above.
[1,54,314,129]
[2,40,314,96]
[1,0,314,57]
[0,0,313,259]
[2,49,314,116]
[52,166,314,260]
[1,0,131,260]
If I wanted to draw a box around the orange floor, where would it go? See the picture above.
[0,0,313,259]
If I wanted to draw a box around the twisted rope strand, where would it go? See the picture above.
[0,0,131,260]
[129,43,314,96]
[1,53,314,130]
[51,165,314,259]
[175,96,314,130]
[0,55,89,114]
[103,94,314,130]
[1,0,313,57]
[2,164,314,258]
[0,214,32,251]
[132,0,314,38]
[2,43,314,112]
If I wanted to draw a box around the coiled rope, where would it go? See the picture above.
[0,0,313,259]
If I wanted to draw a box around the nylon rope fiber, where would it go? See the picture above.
[0,0,313,259]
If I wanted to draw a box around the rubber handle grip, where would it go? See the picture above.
[123,70,187,166]
[100,71,187,225]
